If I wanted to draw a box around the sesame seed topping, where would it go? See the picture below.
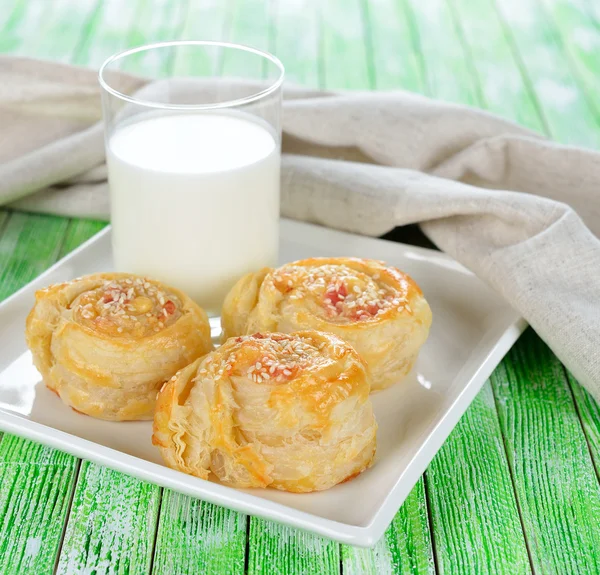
[267,262,410,323]
[210,333,337,385]
[74,276,182,336]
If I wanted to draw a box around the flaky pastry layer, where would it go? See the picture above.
[26,272,213,420]
[153,331,377,492]
[221,257,432,390]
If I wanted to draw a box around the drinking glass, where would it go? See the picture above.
[99,41,284,314]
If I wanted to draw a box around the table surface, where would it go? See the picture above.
[2,0,600,573]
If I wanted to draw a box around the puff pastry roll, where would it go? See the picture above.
[153,331,377,492]
[222,257,432,391]
[26,273,213,421]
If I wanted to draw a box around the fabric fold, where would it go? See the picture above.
[1,56,598,400]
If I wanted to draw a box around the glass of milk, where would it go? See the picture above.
[98,41,284,315]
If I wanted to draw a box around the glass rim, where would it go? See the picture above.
[98,40,285,111]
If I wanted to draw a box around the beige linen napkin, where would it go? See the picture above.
[1,56,599,401]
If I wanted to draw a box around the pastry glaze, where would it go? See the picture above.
[26,273,213,421]
[221,257,432,391]
[153,331,377,492]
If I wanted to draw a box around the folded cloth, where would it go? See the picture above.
[1,56,599,400]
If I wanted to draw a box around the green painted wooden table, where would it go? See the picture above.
[1,0,600,573]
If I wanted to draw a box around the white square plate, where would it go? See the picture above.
[0,219,525,546]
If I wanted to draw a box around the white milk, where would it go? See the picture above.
[107,113,280,314]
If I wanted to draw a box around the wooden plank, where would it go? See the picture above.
[15,0,100,62]
[0,211,74,571]
[449,0,548,132]
[0,1,21,32]
[126,3,250,571]
[0,212,69,300]
[152,490,247,575]
[361,0,425,91]
[388,2,534,572]
[3,2,237,572]
[320,2,433,572]
[492,0,600,147]
[236,3,331,572]
[583,0,600,30]
[426,383,532,574]
[422,10,600,568]
[117,3,260,563]
[74,0,188,70]
[491,330,600,573]
[0,0,83,558]
[320,0,372,88]
[0,0,93,290]
[342,478,434,575]
[142,0,191,45]
[155,4,282,574]
[116,0,190,77]
[221,0,274,78]
[0,0,52,54]
[172,0,232,77]
[74,0,147,68]
[223,4,339,573]
[58,219,107,259]
[0,211,10,240]
[52,5,193,572]
[402,0,481,104]
[273,0,321,87]
[0,435,78,575]
[568,372,600,477]
[247,519,340,575]
[179,0,231,41]
[532,0,600,480]
[538,0,600,118]
[56,462,160,575]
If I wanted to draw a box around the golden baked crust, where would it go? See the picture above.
[153,331,377,492]
[25,273,213,421]
[221,257,432,391]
